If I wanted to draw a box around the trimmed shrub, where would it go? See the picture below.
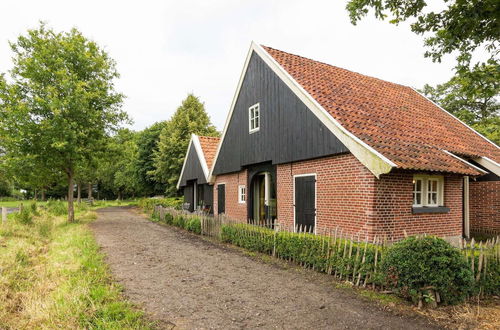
[172,215,187,229]
[164,213,174,225]
[186,218,201,234]
[381,236,473,305]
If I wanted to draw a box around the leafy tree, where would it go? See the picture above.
[135,121,168,196]
[346,0,499,67]
[420,62,499,145]
[0,24,127,221]
[151,94,219,196]
[96,129,140,199]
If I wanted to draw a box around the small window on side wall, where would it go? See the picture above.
[412,175,444,207]
[249,103,260,133]
[238,185,246,203]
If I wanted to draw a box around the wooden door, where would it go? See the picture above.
[217,184,225,214]
[294,175,316,232]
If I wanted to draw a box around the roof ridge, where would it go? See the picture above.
[260,45,412,91]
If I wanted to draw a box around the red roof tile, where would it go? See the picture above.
[198,136,220,170]
[262,46,500,175]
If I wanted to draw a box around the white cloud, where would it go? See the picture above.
[0,0,459,131]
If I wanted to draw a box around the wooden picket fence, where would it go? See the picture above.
[150,206,500,300]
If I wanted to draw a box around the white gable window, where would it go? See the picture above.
[249,103,260,133]
[238,185,246,203]
[412,175,444,207]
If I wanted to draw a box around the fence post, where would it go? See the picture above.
[2,207,6,224]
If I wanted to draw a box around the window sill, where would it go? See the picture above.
[412,206,450,214]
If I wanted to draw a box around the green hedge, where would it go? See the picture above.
[152,209,201,235]
[221,223,383,284]
[138,197,182,212]
[220,223,499,303]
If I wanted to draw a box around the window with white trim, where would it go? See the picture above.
[412,175,444,207]
[249,103,260,133]
[238,185,246,203]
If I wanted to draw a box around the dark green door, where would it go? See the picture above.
[217,184,225,214]
[294,175,316,232]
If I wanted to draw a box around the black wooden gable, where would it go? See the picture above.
[212,51,348,175]
[178,142,207,187]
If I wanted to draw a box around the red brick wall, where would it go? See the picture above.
[372,172,463,240]
[214,153,465,241]
[213,170,247,222]
[276,153,376,238]
[469,181,500,235]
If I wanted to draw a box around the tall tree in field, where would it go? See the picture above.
[151,94,218,196]
[0,24,127,221]
[346,0,499,145]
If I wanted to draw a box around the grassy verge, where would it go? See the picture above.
[0,205,154,329]
[0,200,47,208]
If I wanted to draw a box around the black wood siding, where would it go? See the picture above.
[213,51,348,175]
[178,143,207,187]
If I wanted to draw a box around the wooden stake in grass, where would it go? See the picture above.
[2,207,6,224]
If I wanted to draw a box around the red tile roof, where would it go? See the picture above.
[262,46,500,175]
[198,136,220,170]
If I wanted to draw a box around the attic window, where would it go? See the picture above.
[249,103,260,133]
[412,175,444,207]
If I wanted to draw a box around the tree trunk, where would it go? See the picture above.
[41,188,46,201]
[67,170,75,222]
[77,183,81,204]
[88,183,93,199]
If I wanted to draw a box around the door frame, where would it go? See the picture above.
[293,173,317,234]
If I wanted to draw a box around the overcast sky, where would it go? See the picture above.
[0,0,458,131]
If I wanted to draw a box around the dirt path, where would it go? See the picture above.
[91,207,440,330]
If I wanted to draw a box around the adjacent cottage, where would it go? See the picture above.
[177,134,220,213]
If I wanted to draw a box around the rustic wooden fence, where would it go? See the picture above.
[151,205,499,300]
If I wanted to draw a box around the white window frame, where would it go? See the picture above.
[412,175,444,207]
[238,185,246,203]
[412,178,423,207]
[248,103,260,133]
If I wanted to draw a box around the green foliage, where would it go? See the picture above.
[186,217,201,234]
[15,207,33,225]
[172,215,187,229]
[137,197,183,212]
[46,200,68,216]
[135,121,168,196]
[0,23,127,221]
[381,236,473,305]
[164,213,174,225]
[346,0,499,67]
[150,94,219,196]
[221,224,383,283]
[420,62,500,145]
[96,129,141,199]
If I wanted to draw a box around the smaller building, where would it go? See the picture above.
[177,134,220,213]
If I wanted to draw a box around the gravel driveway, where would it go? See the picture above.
[91,207,439,330]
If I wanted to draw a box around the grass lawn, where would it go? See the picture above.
[0,202,154,329]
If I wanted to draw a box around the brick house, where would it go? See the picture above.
[182,43,500,241]
[177,134,220,213]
